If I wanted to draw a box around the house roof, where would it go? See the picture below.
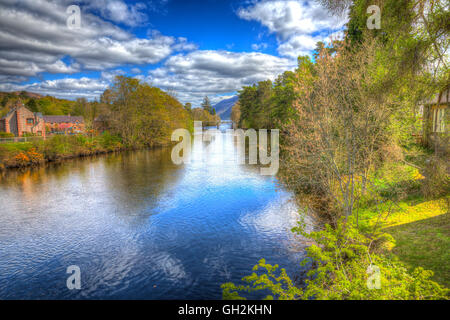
[426,88,449,105]
[43,115,84,123]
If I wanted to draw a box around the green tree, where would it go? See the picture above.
[184,102,192,113]
[26,99,38,112]
[100,76,192,146]
[201,96,213,115]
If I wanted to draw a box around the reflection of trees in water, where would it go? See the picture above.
[0,154,114,191]
[0,148,186,226]
[101,148,187,221]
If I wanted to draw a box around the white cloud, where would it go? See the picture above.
[277,34,320,58]
[238,0,346,40]
[60,0,169,27]
[277,30,345,58]
[91,0,148,26]
[0,0,195,77]
[251,43,268,51]
[147,50,296,106]
[238,0,348,59]
[0,77,109,100]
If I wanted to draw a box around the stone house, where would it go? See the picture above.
[43,115,85,134]
[422,88,449,152]
[0,102,46,137]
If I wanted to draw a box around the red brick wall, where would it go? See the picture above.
[16,108,23,136]
[4,106,45,137]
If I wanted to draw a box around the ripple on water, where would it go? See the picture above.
[0,126,313,299]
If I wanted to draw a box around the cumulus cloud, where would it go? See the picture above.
[131,68,142,74]
[238,0,348,58]
[0,77,110,100]
[58,0,170,27]
[147,50,296,106]
[0,0,195,77]
[238,0,346,40]
[277,34,321,58]
[251,43,269,51]
[85,0,149,26]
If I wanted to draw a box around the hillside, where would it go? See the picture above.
[212,96,238,120]
[0,91,84,119]
[0,91,43,100]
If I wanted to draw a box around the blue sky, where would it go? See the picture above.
[0,0,347,106]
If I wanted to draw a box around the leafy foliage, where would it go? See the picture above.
[222,218,449,300]
[191,107,220,125]
[100,76,193,146]
[0,132,124,169]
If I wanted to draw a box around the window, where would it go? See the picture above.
[432,108,445,133]
[37,131,42,136]
[26,118,34,125]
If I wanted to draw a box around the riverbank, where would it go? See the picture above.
[357,159,449,288]
[0,133,130,171]
[222,141,449,299]
[312,149,449,288]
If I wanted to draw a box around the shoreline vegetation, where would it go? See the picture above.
[0,76,223,173]
[222,0,449,300]
[0,133,127,172]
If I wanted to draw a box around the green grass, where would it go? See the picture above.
[359,195,449,288]
[0,133,124,169]
[356,158,449,288]
[385,212,450,288]
[0,142,33,152]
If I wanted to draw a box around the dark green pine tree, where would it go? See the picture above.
[201,96,213,114]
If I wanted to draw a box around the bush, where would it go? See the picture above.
[421,155,450,200]
[0,133,126,168]
[0,132,14,138]
[222,218,448,300]
[99,131,122,150]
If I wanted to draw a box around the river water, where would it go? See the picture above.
[0,124,311,299]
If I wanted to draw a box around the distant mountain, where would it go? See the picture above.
[213,96,238,120]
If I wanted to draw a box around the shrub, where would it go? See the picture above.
[13,152,30,167]
[99,131,122,150]
[222,218,448,300]
[421,155,450,200]
[0,132,14,138]
[26,148,44,164]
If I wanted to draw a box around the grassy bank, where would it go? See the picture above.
[357,158,449,288]
[0,132,124,170]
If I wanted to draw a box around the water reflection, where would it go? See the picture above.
[0,124,312,299]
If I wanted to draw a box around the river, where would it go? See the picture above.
[0,123,312,299]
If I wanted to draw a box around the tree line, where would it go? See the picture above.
[224,0,449,300]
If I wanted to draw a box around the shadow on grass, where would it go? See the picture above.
[385,213,450,288]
